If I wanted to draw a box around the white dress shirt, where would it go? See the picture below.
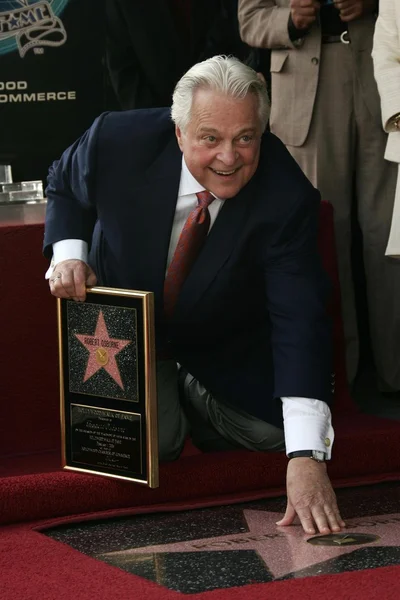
[47,157,334,457]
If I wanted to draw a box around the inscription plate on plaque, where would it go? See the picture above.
[70,405,142,474]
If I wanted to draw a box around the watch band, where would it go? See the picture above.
[287,450,326,462]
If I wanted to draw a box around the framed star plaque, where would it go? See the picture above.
[57,287,158,487]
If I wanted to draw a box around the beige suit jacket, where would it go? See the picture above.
[238,0,381,146]
[372,0,400,256]
[372,0,400,164]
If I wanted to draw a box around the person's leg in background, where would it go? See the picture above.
[286,42,359,384]
[355,80,400,392]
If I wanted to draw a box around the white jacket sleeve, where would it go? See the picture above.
[372,0,400,131]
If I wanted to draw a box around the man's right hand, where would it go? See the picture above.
[277,458,345,534]
[49,259,97,302]
[290,0,320,31]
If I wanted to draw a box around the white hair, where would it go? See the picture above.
[171,55,270,133]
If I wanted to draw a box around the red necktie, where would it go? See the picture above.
[164,191,215,318]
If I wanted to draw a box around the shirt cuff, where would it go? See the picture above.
[281,396,334,459]
[45,239,88,279]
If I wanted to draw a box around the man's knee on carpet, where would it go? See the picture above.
[158,427,186,462]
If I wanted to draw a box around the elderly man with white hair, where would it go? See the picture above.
[43,55,344,535]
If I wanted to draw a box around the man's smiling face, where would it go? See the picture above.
[175,88,262,199]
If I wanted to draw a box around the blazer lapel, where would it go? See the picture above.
[124,138,182,315]
[174,177,257,318]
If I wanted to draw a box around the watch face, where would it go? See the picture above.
[313,451,326,461]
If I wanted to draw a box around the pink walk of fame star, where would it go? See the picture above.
[101,511,400,579]
[75,310,131,389]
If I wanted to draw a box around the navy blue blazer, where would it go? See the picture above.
[44,109,333,428]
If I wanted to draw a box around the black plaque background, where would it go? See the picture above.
[60,291,149,482]
[67,301,139,402]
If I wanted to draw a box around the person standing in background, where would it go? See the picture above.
[238,0,400,395]
[105,0,254,110]
[372,0,400,258]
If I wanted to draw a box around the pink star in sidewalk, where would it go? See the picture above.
[101,511,400,579]
[75,310,131,389]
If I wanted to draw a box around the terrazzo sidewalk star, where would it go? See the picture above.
[100,511,400,579]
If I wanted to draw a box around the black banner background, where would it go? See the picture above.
[0,0,116,183]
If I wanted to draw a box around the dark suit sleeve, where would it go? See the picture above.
[43,115,106,259]
[264,191,333,404]
[198,0,253,63]
[105,0,154,109]
[104,0,185,109]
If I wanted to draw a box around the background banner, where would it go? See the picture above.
[0,0,114,183]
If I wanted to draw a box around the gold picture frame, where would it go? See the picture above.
[58,286,158,488]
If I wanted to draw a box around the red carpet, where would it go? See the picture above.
[1,203,400,597]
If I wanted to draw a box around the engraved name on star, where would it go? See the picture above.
[75,310,131,389]
[100,511,400,580]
